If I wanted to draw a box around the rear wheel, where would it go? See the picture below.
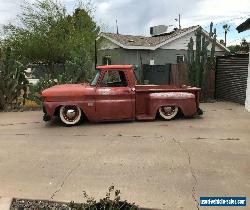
[159,106,179,120]
[59,105,82,126]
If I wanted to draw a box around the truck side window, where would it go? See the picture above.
[100,70,128,87]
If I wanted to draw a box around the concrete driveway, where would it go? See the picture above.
[0,102,249,210]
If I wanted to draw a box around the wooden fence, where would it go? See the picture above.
[170,63,215,101]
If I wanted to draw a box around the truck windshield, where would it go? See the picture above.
[90,70,100,86]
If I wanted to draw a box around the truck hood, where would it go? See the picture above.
[42,83,93,101]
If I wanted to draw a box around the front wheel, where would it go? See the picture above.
[159,106,179,120]
[59,105,82,126]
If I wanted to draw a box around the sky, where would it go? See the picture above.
[0,0,250,45]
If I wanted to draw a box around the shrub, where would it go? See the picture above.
[69,186,138,210]
[0,46,28,111]
[28,74,57,105]
[11,186,139,210]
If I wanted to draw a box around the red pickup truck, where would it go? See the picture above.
[42,65,203,126]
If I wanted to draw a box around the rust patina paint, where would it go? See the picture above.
[42,65,201,122]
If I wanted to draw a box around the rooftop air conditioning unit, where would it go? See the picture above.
[150,25,168,36]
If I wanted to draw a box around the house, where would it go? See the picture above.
[237,18,250,112]
[97,25,229,66]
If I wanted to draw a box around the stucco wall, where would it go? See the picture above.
[245,44,250,112]
[98,48,226,66]
[98,48,188,66]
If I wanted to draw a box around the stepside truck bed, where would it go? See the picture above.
[135,85,201,120]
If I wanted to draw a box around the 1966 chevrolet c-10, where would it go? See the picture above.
[42,65,203,126]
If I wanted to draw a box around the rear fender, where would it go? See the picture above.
[147,92,197,117]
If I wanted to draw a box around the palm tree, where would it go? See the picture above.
[223,24,230,46]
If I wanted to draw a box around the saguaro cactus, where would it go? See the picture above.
[187,37,195,85]
[187,22,216,89]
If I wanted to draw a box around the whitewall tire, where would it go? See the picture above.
[159,106,179,120]
[59,105,82,126]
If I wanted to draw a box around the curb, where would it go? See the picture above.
[0,197,12,210]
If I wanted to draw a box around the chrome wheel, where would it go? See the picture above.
[159,106,178,120]
[59,105,82,125]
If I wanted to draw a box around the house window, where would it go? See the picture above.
[177,55,185,63]
[101,70,128,87]
[103,55,111,65]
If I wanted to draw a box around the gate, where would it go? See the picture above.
[215,55,249,104]
[143,64,171,85]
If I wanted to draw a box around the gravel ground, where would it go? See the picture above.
[11,199,69,210]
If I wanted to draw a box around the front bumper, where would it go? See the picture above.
[197,108,203,115]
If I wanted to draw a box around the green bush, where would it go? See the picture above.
[28,60,95,105]
[1,0,99,109]
[0,46,28,111]
[28,74,57,105]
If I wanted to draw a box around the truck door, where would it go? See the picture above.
[95,70,135,121]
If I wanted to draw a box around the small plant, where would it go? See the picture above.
[69,186,138,210]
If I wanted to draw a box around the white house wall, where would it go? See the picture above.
[207,42,224,52]
[160,31,224,52]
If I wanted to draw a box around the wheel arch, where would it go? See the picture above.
[147,92,197,118]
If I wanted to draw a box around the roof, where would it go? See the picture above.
[100,25,229,52]
[237,18,250,33]
[96,65,133,70]
[100,26,199,50]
